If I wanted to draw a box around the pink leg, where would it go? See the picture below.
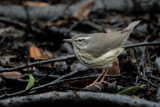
[86,69,106,90]
[98,67,110,84]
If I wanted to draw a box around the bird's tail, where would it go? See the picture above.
[123,20,141,32]
[120,20,141,46]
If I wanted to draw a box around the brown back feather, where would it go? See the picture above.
[85,20,140,58]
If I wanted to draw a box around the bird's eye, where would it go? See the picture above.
[77,39,84,42]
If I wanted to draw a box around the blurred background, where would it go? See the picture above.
[0,0,160,104]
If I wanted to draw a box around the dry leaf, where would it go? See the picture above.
[30,45,42,59]
[130,56,137,64]
[30,46,49,60]
[24,1,49,7]
[72,1,95,21]
[54,61,61,66]
[108,58,120,75]
[2,71,24,79]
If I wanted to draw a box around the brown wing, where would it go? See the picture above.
[85,31,130,58]
[85,20,140,58]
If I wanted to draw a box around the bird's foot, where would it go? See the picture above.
[85,82,101,90]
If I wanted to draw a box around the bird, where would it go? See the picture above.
[63,20,140,89]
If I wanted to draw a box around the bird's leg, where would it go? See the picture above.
[85,69,106,89]
[98,67,110,84]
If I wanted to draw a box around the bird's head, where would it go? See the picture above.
[63,34,91,49]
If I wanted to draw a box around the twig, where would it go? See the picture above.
[63,0,78,14]
[35,68,56,84]
[124,42,160,49]
[150,75,160,81]
[140,78,158,88]
[30,69,78,91]
[57,74,128,83]
[0,17,26,29]
[65,21,81,36]
[146,49,155,65]
[32,72,61,79]
[0,69,78,99]
[0,55,75,72]
[0,68,56,99]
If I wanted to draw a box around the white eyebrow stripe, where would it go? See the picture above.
[76,36,91,40]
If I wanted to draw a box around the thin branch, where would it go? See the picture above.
[0,69,78,99]
[0,55,75,72]
[30,69,78,91]
[150,75,160,81]
[124,42,160,49]
[57,74,128,83]
[0,17,26,29]
[140,78,158,88]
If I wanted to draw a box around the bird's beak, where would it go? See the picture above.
[63,39,73,43]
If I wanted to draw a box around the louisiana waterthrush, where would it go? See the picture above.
[64,20,140,89]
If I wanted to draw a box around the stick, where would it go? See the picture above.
[0,69,78,99]
[0,91,160,107]
[124,42,160,49]
[0,55,75,72]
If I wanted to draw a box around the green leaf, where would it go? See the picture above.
[25,74,35,90]
[117,85,145,95]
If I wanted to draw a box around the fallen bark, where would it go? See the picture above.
[0,0,159,21]
[0,91,159,107]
